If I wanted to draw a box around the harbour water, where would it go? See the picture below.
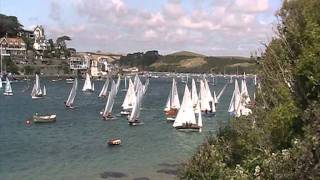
[0,75,254,180]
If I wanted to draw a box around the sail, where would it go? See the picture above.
[197,107,202,127]
[191,78,199,107]
[171,78,180,109]
[4,77,12,93]
[0,77,2,89]
[66,78,78,106]
[199,80,211,111]
[92,82,95,91]
[133,74,142,92]
[115,75,121,93]
[204,78,213,102]
[82,73,92,91]
[228,79,242,117]
[143,78,149,95]
[31,74,42,97]
[43,85,46,96]
[241,79,250,105]
[217,83,228,101]
[173,84,196,127]
[213,90,218,104]
[102,81,116,117]
[128,87,143,122]
[99,78,109,97]
[122,79,136,109]
[164,91,171,111]
[124,76,127,89]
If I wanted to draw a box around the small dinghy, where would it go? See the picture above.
[33,113,56,123]
[107,138,121,146]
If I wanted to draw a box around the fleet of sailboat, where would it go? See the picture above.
[2,72,255,133]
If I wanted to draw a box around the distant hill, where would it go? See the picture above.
[119,50,258,73]
[168,51,206,57]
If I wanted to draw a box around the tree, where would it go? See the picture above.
[0,14,23,37]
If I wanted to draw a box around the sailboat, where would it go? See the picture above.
[31,74,43,99]
[199,80,211,113]
[173,84,202,132]
[128,87,144,126]
[115,75,121,93]
[102,80,117,120]
[164,78,180,120]
[99,78,109,97]
[121,79,136,115]
[204,77,216,114]
[0,77,2,89]
[3,77,13,96]
[228,79,248,117]
[65,78,78,109]
[82,73,94,92]
[43,85,47,96]
[213,90,218,104]
[191,78,200,113]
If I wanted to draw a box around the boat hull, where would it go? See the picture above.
[108,139,121,146]
[3,92,13,96]
[33,115,56,123]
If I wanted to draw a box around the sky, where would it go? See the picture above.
[0,0,282,56]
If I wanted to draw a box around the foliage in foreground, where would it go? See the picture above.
[180,0,320,179]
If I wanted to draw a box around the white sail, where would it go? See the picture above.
[128,87,143,122]
[199,80,211,111]
[31,74,42,97]
[124,76,127,89]
[102,80,116,117]
[43,85,46,96]
[122,79,136,109]
[82,73,93,91]
[191,78,199,107]
[4,77,13,95]
[164,92,171,111]
[241,79,250,105]
[171,78,180,109]
[92,82,95,91]
[143,78,149,95]
[0,77,2,89]
[217,83,228,101]
[173,84,196,127]
[228,79,242,117]
[197,107,203,128]
[213,90,218,104]
[99,78,109,97]
[204,78,213,102]
[66,78,78,107]
[115,75,121,93]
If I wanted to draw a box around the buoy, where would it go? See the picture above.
[25,120,31,125]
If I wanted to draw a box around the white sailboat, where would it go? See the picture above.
[102,80,117,119]
[43,85,47,96]
[228,79,246,117]
[213,90,218,104]
[82,73,94,92]
[3,77,13,96]
[173,84,201,132]
[128,86,144,126]
[121,79,136,115]
[65,78,78,108]
[199,80,211,112]
[31,74,43,99]
[204,77,216,114]
[0,77,2,89]
[164,78,180,120]
[99,78,109,97]
[191,78,200,113]
[115,75,121,93]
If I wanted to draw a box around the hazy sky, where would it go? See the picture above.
[0,0,282,56]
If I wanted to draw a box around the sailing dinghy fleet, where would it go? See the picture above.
[2,72,256,131]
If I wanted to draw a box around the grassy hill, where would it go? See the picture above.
[119,50,258,73]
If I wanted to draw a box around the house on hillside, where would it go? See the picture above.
[0,37,27,57]
[33,25,49,59]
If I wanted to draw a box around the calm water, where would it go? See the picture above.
[0,75,254,180]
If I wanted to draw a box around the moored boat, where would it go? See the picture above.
[33,113,56,123]
[107,138,121,146]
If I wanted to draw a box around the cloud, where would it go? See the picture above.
[49,1,62,22]
[44,0,277,56]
